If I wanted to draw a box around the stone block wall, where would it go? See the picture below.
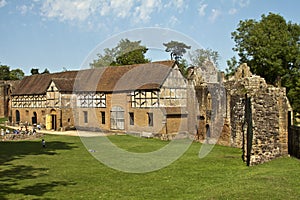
[191,63,292,165]
[247,88,287,165]
[225,64,291,165]
[0,82,6,118]
[0,80,20,119]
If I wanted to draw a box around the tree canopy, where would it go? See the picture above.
[0,65,24,80]
[42,68,50,74]
[189,48,219,68]
[90,39,150,68]
[230,12,300,113]
[163,40,191,61]
[9,69,25,80]
[30,68,39,75]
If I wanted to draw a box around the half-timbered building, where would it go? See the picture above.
[11,61,190,136]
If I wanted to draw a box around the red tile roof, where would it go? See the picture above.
[13,71,78,95]
[12,61,176,95]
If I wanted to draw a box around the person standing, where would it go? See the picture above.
[42,139,46,148]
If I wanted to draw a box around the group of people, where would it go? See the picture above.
[0,128,10,136]
[11,127,37,135]
[1,123,46,148]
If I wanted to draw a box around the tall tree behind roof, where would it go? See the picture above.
[9,69,24,80]
[0,65,10,80]
[0,65,24,80]
[90,39,150,68]
[30,68,39,75]
[230,12,300,113]
[163,40,191,61]
[189,48,220,68]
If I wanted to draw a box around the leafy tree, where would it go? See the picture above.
[91,39,150,67]
[31,68,39,75]
[163,41,191,61]
[92,48,116,67]
[0,65,24,80]
[230,12,300,112]
[177,59,189,78]
[42,68,50,74]
[225,56,239,78]
[0,65,10,80]
[9,69,25,80]
[283,69,300,113]
[189,48,219,67]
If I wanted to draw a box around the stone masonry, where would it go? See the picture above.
[190,63,292,166]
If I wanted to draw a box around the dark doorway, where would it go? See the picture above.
[32,112,37,125]
[206,124,210,138]
[51,115,57,130]
[15,110,20,124]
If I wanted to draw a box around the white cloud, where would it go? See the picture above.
[40,0,136,23]
[232,0,250,8]
[228,8,237,15]
[41,0,98,21]
[133,0,162,23]
[98,0,134,18]
[169,15,179,26]
[209,9,221,22]
[238,0,250,8]
[111,0,134,18]
[198,3,208,16]
[99,1,110,16]
[0,0,7,8]
[165,0,188,13]
[17,4,34,15]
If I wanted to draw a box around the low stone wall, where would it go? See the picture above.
[1,132,43,141]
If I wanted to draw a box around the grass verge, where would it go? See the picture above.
[0,134,299,199]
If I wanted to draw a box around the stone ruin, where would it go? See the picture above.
[0,80,20,118]
[189,62,292,166]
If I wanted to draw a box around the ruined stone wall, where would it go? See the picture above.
[229,94,245,148]
[248,88,287,165]
[191,63,292,165]
[0,80,20,119]
[225,64,291,165]
[0,82,6,118]
[188,62,227,144]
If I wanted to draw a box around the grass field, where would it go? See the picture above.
[0,134,299,199]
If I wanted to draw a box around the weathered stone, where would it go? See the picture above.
[191,63,292,166]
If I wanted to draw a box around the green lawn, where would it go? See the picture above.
[0,117,8,130]
[0,117,7,124]
[0,134,299,199]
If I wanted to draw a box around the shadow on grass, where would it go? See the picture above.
[0,140,76,165]
[0,140,77,199]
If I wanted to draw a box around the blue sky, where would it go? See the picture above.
[0,0,299,74]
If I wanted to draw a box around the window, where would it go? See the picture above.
[110,106,124,130]
[131,90,159,108]
[101,111,105,124]
[129,112,134,125]
[83,111,88,123]
[78,92,106,108]
[148,112,153,127]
